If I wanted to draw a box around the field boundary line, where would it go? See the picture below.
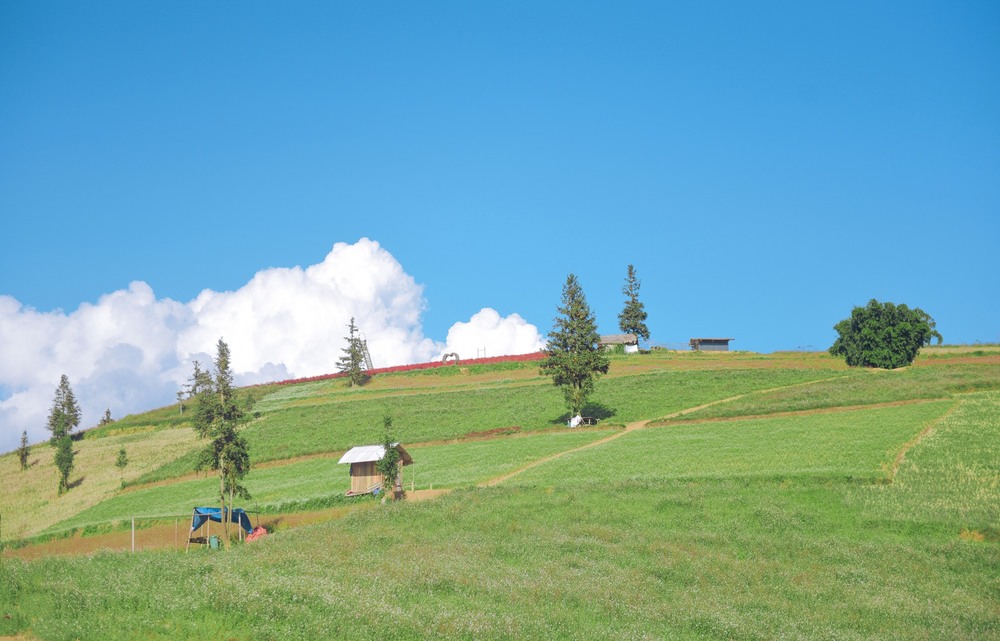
[119,425,614,493]
[654,397,952,427]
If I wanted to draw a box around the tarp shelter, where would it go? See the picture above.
[186,507,253,550]
[338,443,413,496]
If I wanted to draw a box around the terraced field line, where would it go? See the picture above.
[657,397,950,426]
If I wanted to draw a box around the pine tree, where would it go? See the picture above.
[46,374,81,443]
[99,408,113,427]
[193,338,255,541]
[190,359,219,439]
[336,317,369,387]
[540,274,610,416]
[46,375,81,494]
[115,447,129,483]
[618,264,650,343]
[54,435,74,495]
[179,360,212,416]
[18,430,30,471]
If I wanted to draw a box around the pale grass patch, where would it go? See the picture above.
[0,428,200,539]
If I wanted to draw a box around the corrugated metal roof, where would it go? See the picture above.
[600,334,638,345]
[338,443,413,465]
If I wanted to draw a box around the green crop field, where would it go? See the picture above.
[1,350,998,640]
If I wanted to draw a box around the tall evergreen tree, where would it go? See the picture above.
[336,317,370,387]
[540,274,610,416]
[99,408,113,427]
[46,374,81,443]
[179,360,212,417]
[192,338,255,541]
[18,430,30,471]
[115,447,129,483]
[46,375,81,494]
[189,359,219,439]
[618,264,650,343]
[54,436,74,495]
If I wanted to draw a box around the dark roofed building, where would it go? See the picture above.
[689,338,734,351]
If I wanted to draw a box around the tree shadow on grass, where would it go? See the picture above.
[67,476,86,490]
[551,402,616,426]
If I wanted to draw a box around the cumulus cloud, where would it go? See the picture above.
[0,239,544,453]
[439,308,545,361]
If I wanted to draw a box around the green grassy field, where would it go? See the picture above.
[1,351,998,640]
[42,429,616,536]
[130,364,843,488]
[511,400,955,486]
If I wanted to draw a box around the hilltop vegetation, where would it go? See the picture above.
[1,348,998,640]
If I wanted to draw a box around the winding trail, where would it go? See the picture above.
[886,399,958,483]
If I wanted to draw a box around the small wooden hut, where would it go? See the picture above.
[338,443,413,496]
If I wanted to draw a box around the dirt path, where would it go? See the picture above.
[480,386,802,487]
[482,419,649,486]
[886,400,958,483]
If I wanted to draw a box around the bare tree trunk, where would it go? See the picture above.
[229,483,235,540]
[219,451,228,541]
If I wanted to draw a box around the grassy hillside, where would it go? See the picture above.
[1,349,998,640]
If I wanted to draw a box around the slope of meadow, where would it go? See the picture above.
[1,350,998,640]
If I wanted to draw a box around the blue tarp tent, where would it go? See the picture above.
[187,507,254,549]
[190,506,253,533]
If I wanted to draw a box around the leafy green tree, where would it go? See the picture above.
[540,274,610,417]
[618,264,650,343]
[18,430,30,471]
[337,317,370,387]
[374,415,401,501]
[830,299,943,369]
[99,408,113,427]
[46,375,81,494]
[193,338,255,540]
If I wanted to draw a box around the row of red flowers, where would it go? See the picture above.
[262,351,546,387]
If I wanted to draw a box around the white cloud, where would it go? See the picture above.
[0,239,544,453]
[439,308,545,361]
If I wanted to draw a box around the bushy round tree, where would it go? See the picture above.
[829,299,942,369]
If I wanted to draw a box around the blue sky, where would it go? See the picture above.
[1,2,998,450]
